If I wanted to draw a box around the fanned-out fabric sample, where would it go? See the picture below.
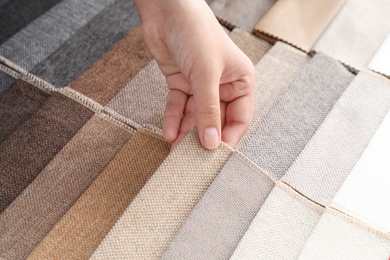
[231,184,323,260]
[28,128,170,260]
[283,71,390,205]
[209,0,275,31]
[0,115,132,260]
[239,54,354,179]
[254,0,345,51]
[0,93,93,212]
[90,132,233,259]
[313,0,390,69]
[298,210,390,259]
[331,109,390,231]
[0,70,15,92]
[161,152,274,260]
[368,34,390,76]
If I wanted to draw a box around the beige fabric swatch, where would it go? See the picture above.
[255,0,345,51]
[90,131,233,259]
[28,128,170,259]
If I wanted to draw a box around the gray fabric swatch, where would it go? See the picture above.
[240,54,354,179]
[161,152,274,260]
[0,70,15,92]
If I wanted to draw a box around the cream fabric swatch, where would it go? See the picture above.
[313,0,390,69]
[283,71,390,205]
[368,34,390,76]
[298,210,390,260]
[90,131,233,259]
[230,184,323,260]
[254,0,345,51]
[331,109,390,231]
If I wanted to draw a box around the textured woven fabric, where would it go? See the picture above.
[240,54,354,179]
[231,184,323,260]
[237,42,309,151]
[0,80,49,143]
[229,28,271,65]
[162,152,274,260]
[313,0,390,69]
[368,34,390,76]
[0,70,15,92]
[0,93,93,213]
[254,0,345,51]
[0,0,115,72]
[28,128,170,259]
[298,210,390,259]
[69,26,153,105]
[283,71,390,206]
[332,109,390,231]
[0,0,10,7]
[210,0,275,31]
[107,60,168,129]
[90,131,233,259]
[30,0,139,88]
[0,115,131,260]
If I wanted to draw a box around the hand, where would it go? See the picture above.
[134,0,255,150]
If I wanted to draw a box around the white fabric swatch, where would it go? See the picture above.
[368,34,390,76]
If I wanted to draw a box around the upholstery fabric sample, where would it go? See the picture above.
[69,26,153,105]
[90,131,233,259]
[283,71,390,205]
[254,0,345,51]
[162,152,274,260]
[237,42,309,151]
[0,115,132,260]
[210,0,275,32]
[298,210,390,259]
[31,0,139,88]
[0,80,49,143]
[313,0,390,69]
[239,54,354,179]
[0,93,93,213]
[0,0,10,7]
[0,0,61,44]
[28,128,170,260]
[229,28,271,65]
[0,70,15,92]
[0,0,115,72]
[368,34,390,76]
[332,108,390,231]
[231,184,323,260]
[107,60,168,129]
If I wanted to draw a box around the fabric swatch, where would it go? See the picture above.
[0,93,93,213]
[69,26,153,105]
[239,54,354,179]
[331,108,390,231]
[231,184,323,259]
[229,28,271,65]
[28,128,170,260]
[0,0,115,72]
[368,34,390,76]
[107,60,168,129]
[210,0,275,32]
[0,70,15,92]
[162,152,274,260]
[0,115,131,260]
[298,210,390,259]
[254,0,345,51]
[283,71,390,206]
[313,0,390,69]
[0,80,49,143]
[30,0,139,88]
[0,0,10,7]
[90,131,233,259]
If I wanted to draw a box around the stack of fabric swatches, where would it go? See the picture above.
[1,0,390,259]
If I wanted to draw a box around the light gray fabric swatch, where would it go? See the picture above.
[0,70,15,92]
[161,152,274,260]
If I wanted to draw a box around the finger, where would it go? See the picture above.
[163,89,188,142]
[165,72,192,94]
[171,96,196,150]
[220,101,227,129]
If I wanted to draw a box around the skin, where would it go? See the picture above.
[134,0,255,150]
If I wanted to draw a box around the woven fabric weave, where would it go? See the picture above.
[0,70,15,92]
[368,34,390,76]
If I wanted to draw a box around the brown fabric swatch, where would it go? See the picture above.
[70,26,153,105]
[254,0,345,51]
[0,115,132,260]
[28,128,170,260]
[0,80,50,143]
[0,93,93,213]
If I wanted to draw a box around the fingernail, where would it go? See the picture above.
[203,127,219,150]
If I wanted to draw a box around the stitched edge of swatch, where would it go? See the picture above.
[96,112,136,134]
[0,63,20,79]
[139,126,169,142]
[252,29,308,53]
[234,151,276,183]
[312,50,359,75]
[216,16,235,31]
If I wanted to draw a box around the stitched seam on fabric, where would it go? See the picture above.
[0,63,20,79]
[313,50,359,75]
[138,127,168,142]
[360,68,390,81]
[234,151,276,183]
[96,112,135,134]
[101,106,140,130]
[0,55,26,75]
[142,124,164,136]
[216,17,235,31]
[253,29,308,53]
